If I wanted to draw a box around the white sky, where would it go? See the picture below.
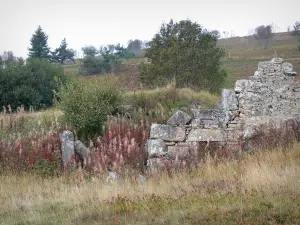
[0,0,299,58]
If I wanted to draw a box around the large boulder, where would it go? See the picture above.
[167,110,192,126]
[146,139,167,158]
[150,124,185,141]
[60,130,75,169]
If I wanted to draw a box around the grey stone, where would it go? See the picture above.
[60,130,75,169]
[235,79,253,93]
[167,110,192,126]
[74,140,89,168]
[219,89,238,111]
[150,124,185,141]
[270,58,284,64]
[192,109,234,125]
[187,129,225,142]
[106,171,122,185]
[146,139,167,158]
[191,118,201,128]
[282,62,297,76]
[254,70,263,76]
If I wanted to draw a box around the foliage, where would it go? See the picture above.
[139,19,226,93]
[124,86,219,123]
[0,51,17,65]
[51,38,75,63]
[0,56,67,110]
[0,129,62,176]
[87,118,150,174]
[79,44,134,75]
[82,45,98,57]
[55,76,123,139]
[28,26,51,60]
[127,39,143,54]
[254,24,273,49]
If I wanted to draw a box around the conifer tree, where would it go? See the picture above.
[52,38,75,63]
[28,26,51,60]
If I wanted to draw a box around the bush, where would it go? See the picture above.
[55,76,123,139]
[0,57,67,110]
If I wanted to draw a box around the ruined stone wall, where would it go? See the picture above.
[146,58,300,170]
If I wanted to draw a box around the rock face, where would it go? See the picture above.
[145,58,300,173]
[60,130,75,169]
[167,110,192,126]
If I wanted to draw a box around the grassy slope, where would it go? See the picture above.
[64,32,300,89]
[1,145,300,224]
[219,32,300,88]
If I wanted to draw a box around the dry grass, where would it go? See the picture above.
[1,144,300,224]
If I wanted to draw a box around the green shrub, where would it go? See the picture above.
[0,58,67,110]
[55,76,123,139]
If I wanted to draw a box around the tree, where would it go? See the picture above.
[139,19,227,93]
[0,55,67,110]
[290,21,300,50]
[79,44,133,75]
[254,25,273,49]
[127,39,143,54]
[82,45,98,57]
[51,38,75,63]
[0,51,16,67]
[28,26,51,60]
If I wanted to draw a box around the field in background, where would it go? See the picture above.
[219,32,300,88]
[63,32,300,89]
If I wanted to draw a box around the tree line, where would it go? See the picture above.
[1,19,300,111]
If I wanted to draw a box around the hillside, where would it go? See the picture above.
[218,32,300,88]
[63,32,300,89]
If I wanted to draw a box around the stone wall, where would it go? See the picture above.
[146,58,300,170]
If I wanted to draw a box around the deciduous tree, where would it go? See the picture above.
[139,19,226,93]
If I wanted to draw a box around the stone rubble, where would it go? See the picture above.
[146,58,300,172]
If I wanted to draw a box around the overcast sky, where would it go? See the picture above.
[0,0,299,58]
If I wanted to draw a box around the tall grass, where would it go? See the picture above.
[1,144,300,224]
[124,86,219,123]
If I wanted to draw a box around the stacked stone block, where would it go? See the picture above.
[146,58,300,171]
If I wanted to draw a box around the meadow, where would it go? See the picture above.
[1,31,300,224]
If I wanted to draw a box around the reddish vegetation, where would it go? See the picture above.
[88,120,150,174]
[1,115,300,176]
[0,131,61,173]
